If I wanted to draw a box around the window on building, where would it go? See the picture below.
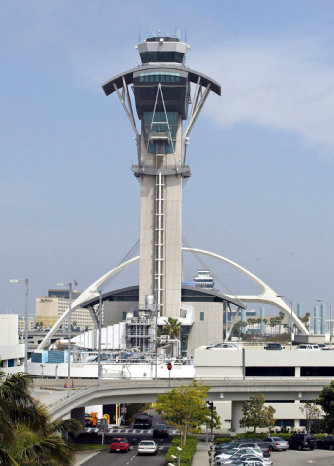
[200,312,204,321]
[275,419,294,427]
[246,366,295,377]
[301,366,334,376]
[122,311,127,320]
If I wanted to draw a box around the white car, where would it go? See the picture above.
[295,344,319,350]
[221,455,273,465]
[137,440,158,455]
[208,343,238,350]
[215,447,263,464]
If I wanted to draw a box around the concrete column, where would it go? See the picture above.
[295,366,300,377]
[314,306,320,335]
[70,406,85,435]
[241,309,247,334]
[231,400,245,434]
[297,304,302,334]
[260,307,265,335]
[320,303,326,334]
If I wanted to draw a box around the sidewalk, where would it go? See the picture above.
[192,442,211,466]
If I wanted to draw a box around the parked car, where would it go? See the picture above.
[263,436,289,451]
[137,440,157,455]
[221,455,273,465]
[109,437,131,453]
[288,433,316,450]
[264,343,284,350]
[316,435,334,450]
[226,460,271,466]
[153,423,169,438]
[207,343,238,350]
[215,447,263,464]
[295,344,319,350]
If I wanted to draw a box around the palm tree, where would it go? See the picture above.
[269,317,277,335]
[161,317,182,339]
[0,371,80,465]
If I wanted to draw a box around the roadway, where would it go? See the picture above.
[82,442,169,466]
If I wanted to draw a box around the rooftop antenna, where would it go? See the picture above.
[185,28,187,43]
[176,27,181,40]
[146,25,149,39]
[138,29,141,43]
[158,28,161,37]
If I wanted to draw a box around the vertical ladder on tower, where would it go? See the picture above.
[155,171,164,316]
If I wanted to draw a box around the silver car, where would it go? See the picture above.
[215,448,263,465]
[221,454,273,465]
[263,436,289,451]
[137,440,157,455]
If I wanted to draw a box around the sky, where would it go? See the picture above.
[1,0,334,324]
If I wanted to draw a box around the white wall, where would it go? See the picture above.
[0,315,19,346]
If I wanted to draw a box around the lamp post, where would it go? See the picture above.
[277,295,293,350]
[207,401,214,438]
[9,278,29,373]
[176,446,182,466]
[57,282,73,397]
[90,289,103,386]
[317,299,332,343]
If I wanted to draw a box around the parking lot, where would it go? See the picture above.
[270,448,334,466]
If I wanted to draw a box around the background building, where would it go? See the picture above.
[0,314,24,372]
[18,317,35,333]
[36,289,94,330]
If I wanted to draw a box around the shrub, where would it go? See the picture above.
[165,436,197,466]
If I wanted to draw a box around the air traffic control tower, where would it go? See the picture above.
[102,35,221,319]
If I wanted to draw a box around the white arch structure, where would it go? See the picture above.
[182,248,308,335]
[38,248,307,350]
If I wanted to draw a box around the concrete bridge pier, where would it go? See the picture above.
[70,406,85,435]
[231,400,245,434]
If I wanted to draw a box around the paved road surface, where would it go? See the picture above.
[82,446,168,466]
[270,448,334,466]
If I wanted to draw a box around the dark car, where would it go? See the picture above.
[153,423,169,438]
[264,343,284,350]
[316,435,334,450]
[288,433,316,450]
[133,412,152,429]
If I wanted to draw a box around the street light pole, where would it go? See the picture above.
[97,289,103,386]
[90,289,103,386]
[9,278,29,372]
[207,401,214,438]
[277,295,293,350]
[57,282,73,397]
[317,299,332,344]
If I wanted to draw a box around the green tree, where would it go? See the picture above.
[0,371,80,465]
[301,313,311,329]
[299,402,322,433]
[155,380,221,446]
[277,312,285,334]
[239,393,276,433]
[315,380,334,433]
[160,317,182,339]
[269,317,277,335]
[262,318,268,335]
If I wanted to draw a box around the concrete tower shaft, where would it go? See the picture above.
[102,36,221,318]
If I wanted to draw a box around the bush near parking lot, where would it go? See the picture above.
[165,436,197,466]
[215,432,325,444]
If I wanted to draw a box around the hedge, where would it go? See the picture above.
[165,436,197,466]
[216,432,326,444]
